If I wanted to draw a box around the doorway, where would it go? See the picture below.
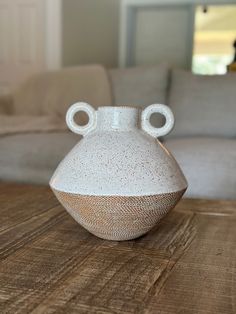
[192,5,236,74]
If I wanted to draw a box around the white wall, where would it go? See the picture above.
[134,5,193,68]
[62,0,120,67]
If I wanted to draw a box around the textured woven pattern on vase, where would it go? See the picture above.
[53,189,186,240]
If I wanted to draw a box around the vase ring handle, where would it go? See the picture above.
[141,104,174,138]
[66,102,97,136]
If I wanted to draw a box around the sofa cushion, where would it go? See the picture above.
[0,132,79,184]
[168,69,236,138]
[13,65,112,116]
[165,137,236,200]
[109,64,169,127]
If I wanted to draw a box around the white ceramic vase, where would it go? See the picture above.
[50,103,187,241]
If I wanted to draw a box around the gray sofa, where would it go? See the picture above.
[0,64,235,200]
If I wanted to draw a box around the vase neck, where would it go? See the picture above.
[96,107,139,131]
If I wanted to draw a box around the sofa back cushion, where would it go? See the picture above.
[13,65,112,117]
[109,64,169,127]
[168,69,236,138]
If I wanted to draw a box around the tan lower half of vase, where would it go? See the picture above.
[53,189,186,241]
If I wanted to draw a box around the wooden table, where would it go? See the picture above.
[0,184,236,314]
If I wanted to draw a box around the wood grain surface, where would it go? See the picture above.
[0,183,236,314]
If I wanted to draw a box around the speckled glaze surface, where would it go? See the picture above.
[50,103,187,240]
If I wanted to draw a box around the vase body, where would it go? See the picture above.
[50,103,187,240]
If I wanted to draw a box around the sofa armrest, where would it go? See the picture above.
[0,94,14,115]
